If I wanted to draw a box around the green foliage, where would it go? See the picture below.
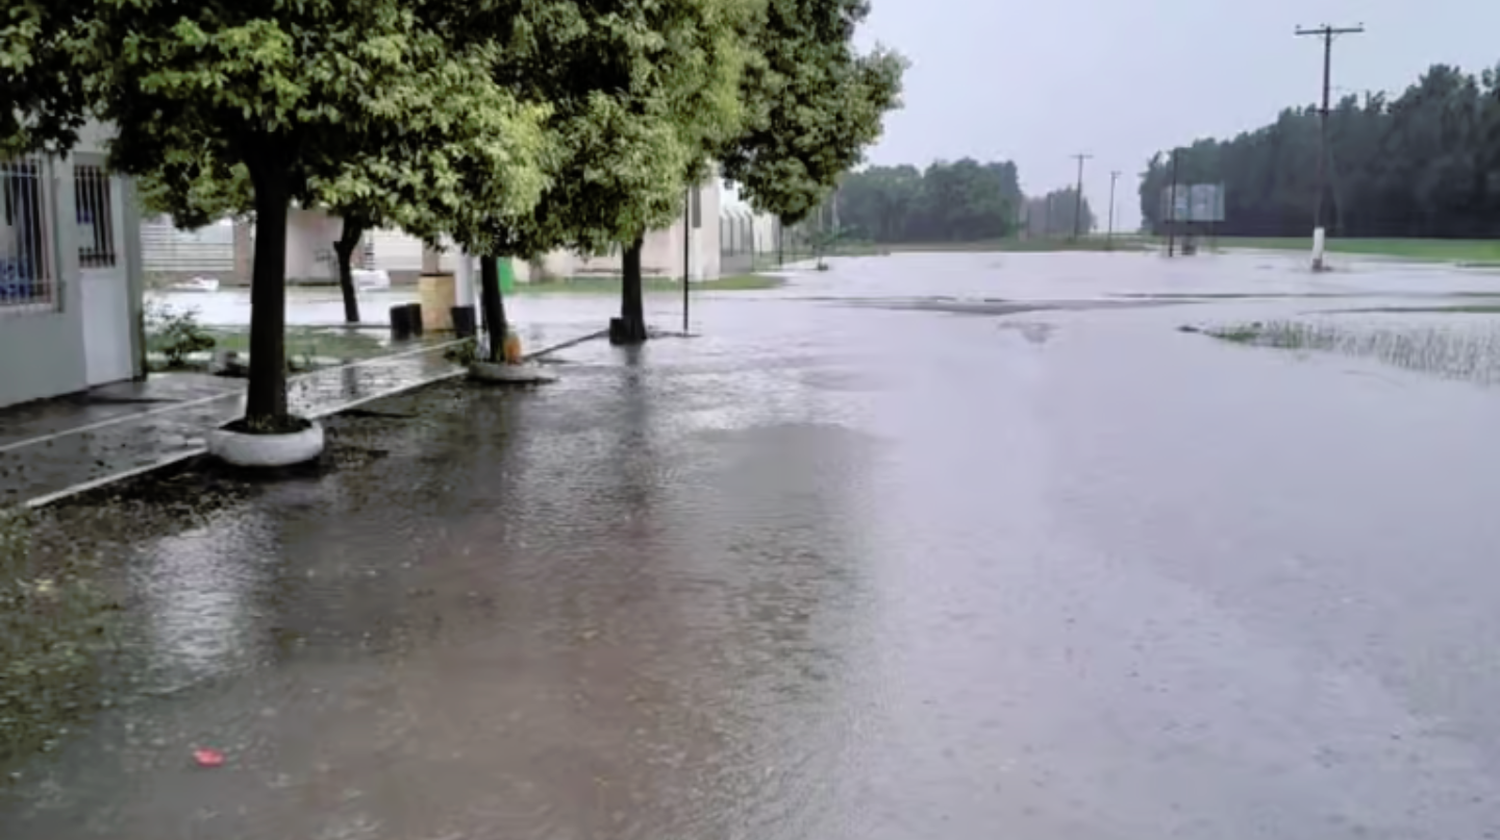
[144,301,216,367]
[1022,186,1096,238]
[0,510,119,765]
[439,0,755,259]
[22,0,555,423]
[1141,62,1500,238]
[718,0,905,225]
[443,337,479,366]
[0,2,90,155]
[839,159,1024,242]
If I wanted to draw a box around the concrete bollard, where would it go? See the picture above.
[451,305,477,338]
[390,305,412,341]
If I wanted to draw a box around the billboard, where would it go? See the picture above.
[1160,183,1225,223]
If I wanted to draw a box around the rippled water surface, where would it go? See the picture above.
[9,252,1500,839]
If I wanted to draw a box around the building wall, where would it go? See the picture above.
[0,157,89,407]
[279,177,724,287]
[140,217,237,284]
[285,207,341,283]
[0,122,146,408]
[562,177,723,281]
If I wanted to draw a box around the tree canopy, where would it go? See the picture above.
[1022,186,1094,239]
[10,0,555,425]
[1140,61,1500,238]
[718,0,904,225]
[837,159,1024,242]
[439,0,754,261]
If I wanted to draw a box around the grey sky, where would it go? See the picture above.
[856,0,1500,230]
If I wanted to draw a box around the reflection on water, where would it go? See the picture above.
[132,511,277,689]
[11,252,1500,837]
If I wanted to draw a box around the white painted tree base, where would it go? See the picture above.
[208,422,325,467]
[468,361,558,384]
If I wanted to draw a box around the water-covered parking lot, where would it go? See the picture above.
[8,250,1500,839]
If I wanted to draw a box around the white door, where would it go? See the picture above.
[76,159,133,386]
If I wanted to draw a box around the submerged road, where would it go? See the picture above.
[7,251,1500,839]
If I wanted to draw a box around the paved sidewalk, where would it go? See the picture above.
[0,327,602,508]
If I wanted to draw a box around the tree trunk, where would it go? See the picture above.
[479,255,508,363]
[245,160,291,426]
[612,233,648,345]
[333,215,366,324]
[421,245,442,275]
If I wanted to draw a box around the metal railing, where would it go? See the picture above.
[0,157,55,313]
[75,164,116,269]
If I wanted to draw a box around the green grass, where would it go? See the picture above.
[887,237,1151,254]
[1210,237,1500,264]
[1,510,119,766]
[1197,318,1500,384]
[1334,304,1500,315]
[201,326,388,361]
[515,273,784,295]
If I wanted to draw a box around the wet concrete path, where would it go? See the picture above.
[8,253,1500,838]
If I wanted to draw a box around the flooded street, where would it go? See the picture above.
[9,252,1500,838]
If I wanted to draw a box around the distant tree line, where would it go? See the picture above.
[1021,187,1095,239]
[1140,63,1500,238]
[836,159,1024,242]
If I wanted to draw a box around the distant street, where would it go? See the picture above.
[8,251,1500,839]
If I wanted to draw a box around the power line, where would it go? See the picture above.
[1295,22,1364,271]
[1070,153,1093,240]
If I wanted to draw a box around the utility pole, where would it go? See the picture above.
[1167,150,1180,257]
[1296,22,1364,272]
[1071,153,1093,240]
[1104,169,1116,249]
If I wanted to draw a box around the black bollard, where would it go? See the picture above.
[406,303,424,337]
[451,305,477,338]
[390,305,412,341]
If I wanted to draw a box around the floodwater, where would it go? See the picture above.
[10,251,1500,838]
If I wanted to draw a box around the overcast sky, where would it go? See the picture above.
[856,0,1500,229]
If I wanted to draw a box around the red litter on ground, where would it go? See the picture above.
[193,748,226,768]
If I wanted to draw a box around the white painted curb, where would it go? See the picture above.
[468,361,558,384]
[207,421,325,467]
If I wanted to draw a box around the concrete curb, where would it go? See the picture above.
[20,329,609,510]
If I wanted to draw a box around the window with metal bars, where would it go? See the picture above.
[75,164,116,269]
[0,158,55,312]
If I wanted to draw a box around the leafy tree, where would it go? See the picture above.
[1139,61,1500,239]
[718,0,906,231]
[24,0,551,429]
[838,159,1025,242]
[428,0,752,351]
[1021,187,1094,239]
[0,2,88,155]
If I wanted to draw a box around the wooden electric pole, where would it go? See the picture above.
[1295,23,1364,271]
[1071,153,1093,240]
[1106,170,1120,250]
[1167,149,1180,257]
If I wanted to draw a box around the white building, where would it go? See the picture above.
[718,184,779,273]
[0,123,145,407]
[274,175,725,286]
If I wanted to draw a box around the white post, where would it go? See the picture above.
[453,250,475,309]
[1312,227,1327,272]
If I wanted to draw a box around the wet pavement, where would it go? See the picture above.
[8,253,1500,838]
[1,323,597,507]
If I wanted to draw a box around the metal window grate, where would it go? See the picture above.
[75,164,116,269]
[0,157,55,312]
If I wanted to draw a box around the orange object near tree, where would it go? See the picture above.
[502,331,523,364]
